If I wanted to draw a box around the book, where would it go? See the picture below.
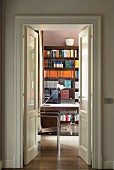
[44,50,47,57]
[49,70,57,77]
[44,89,50,99]
[64,50,70,57]
[65,80,71,88]
[75,92,79,99]
[75,82,79,88]
[52,50,56,57]
[71,50,74,57]
[56,50,59,57]
[60,90,69,99]
[47,50,52,57]
[75,50,78,58]
[75,60,79,68]
[51,89,59,99]
[59,50,64,57]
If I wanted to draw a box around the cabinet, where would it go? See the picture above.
[42,46,79,127]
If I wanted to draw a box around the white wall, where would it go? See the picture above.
[2,0,114,168]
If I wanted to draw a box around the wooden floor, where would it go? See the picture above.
[3,135,94,170]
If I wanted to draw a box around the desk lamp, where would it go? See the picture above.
[43,84,65,105]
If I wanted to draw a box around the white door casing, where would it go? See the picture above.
[13,16,101,169]
[23,27,38,165]
[79,27,91,165]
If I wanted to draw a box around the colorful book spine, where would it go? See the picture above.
[75,60,79,68]
[60,90,69,99]
[51,89,59,99]
[65,80,71,88]
[59,50,64,57]
[71,50,74,57]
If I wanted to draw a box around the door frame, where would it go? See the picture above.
[14,15,101,169]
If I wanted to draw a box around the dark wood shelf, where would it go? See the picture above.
[44,77,74,80]
[44,67,74,70]
[75,78,79,81]
[44,77,74,81]
[75,57,79,59]
[44,45,79,50]
[45,87,74,90]
[44,57,75,60]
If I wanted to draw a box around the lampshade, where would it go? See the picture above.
[56,84,65,90]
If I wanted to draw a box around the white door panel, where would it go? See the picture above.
[24,27,38,165]
[79,27,91,165]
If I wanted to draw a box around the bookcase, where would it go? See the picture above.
[43,46,79,104]
[42,46,79,127]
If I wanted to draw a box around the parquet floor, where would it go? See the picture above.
[3,134,95,170]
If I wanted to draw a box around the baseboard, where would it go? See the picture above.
[0,161,2,170]
[92,154,102,169]
[2,160,13,168]
[103,161,114,169]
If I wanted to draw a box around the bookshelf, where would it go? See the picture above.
[43,46,79,104]
[42,46,79,127]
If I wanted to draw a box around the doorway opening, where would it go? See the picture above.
[14,15,101,169]
[23,24,92,166]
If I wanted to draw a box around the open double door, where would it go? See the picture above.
[23,26,92,165]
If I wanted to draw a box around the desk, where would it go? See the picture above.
[40,103,79,127]
[40,103,79,111]
[39,103,79,151]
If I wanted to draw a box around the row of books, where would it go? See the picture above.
[44,60,53,68]
[44,80,72,89]
[44,60,74,68]
[44,70,74,78]
[44,89,59,99]
[44,49,78,58]
[44,81,59,88]
[44,89,71,100]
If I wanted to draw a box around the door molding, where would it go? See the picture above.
[13,15,101,168]
[0,161,2,170]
